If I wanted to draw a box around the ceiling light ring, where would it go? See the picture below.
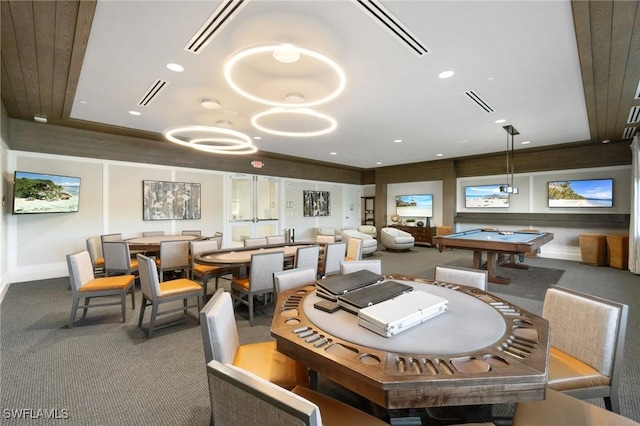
[251,108,337,137]
[224,44,346,108]
[164,125,256,154]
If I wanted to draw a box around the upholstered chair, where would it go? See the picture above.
[317,242,346,278]
[85,236,105,277]
[340,259,382,275]
[294,245,320,278]
[155,240,190,282]
[266,235,286,245]
[230,251,284,325]
[67,250,135,328]
[356,225,377,239]
[273,267,317,294]
[380,227,415,251]
[435,265,488,291]
[137,254,203,337]
[189,239,232,298]
[243,237,268,247]
[543,286,628,413]
[200,289,308,391]
[207,360,389,426]
[181,230,202,236]
[316,227,342,242]
[345,237,363,261]
[342,229,377,256]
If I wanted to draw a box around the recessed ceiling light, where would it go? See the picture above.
[330,152,337,155]
[438,70,455,79]
[521,141,531,145]
[602,139,610,144]
[376,161,383,165]
[495,119,506,124]
[33,114,47,123]
[436,153,443,157]
[394,139,403,143]
[488,77,495,81]
[79,100,87,105]
[253,136,262,140]
[129,110,141,116]
[201,99,221,109]
[167,63,184,72]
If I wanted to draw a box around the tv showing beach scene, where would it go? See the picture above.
[548,179,613,208]
[464,184,510,208]
[395,194,433,217]
[12,171,81,214]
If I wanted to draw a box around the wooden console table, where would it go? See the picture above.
[391,225,436,247]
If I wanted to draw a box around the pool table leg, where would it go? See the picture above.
[486,252,511,285]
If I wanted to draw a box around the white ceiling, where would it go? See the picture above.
[71,0,591,169]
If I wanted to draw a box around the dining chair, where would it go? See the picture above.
[100,233,123,243]
[85,236,105,277]
[102,241,138,308]
[156,240,190,282]
[266,235,286,245]
[137,254,203,338]
[273,267,317,294]
[230,251,284,326]
[243,237,268,247]
[316,235,335,244]
[207,359,389,426]
[317,242,346,278]
[181,230,201,236]
[345,237,363,261]
[189,239,232,298]
[513,388,639,426]
[143,231,165,237]
[66,250,135,328]
[340,259,382,275]
[294,245,320,278]
[542,285,628,413]
[434,265,488,291]
[200,289,309,390]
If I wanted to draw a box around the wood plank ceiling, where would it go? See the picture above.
[2,1,640,159]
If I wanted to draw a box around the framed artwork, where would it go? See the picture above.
[143,180,201,220]
[303,190,330,217]
[548,178,613,208]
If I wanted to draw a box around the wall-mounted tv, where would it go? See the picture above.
[395,194,432,217]
[12,171,81,214]
[464,184,510,208]
[548,178,613,208]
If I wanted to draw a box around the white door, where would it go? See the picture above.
[228,174,279,247]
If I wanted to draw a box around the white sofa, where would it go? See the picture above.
[380,227,415,251]
[341,229,378,256]
[316,227,342,242]
[356,225,377,239]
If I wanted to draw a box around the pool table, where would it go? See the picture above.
[431,229,554,284]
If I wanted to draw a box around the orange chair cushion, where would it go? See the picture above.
[293,386,389,426]
[231,276,250,291]
[233,341,309,390]
[513,388,639,426]
[157,278,203,298]
[193,264,227,275]
[94,257,105,266]
[547,347,610,391]
[79,275,135,292]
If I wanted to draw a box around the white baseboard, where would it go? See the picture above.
[9,262,68,284]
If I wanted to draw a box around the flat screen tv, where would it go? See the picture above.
[395,194,432,217]
[12,171,81,214]
[547,178,613,208]
[464,184,510,208]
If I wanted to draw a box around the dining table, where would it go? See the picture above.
[125,234,203,252]
[271,274,550,411]
[194,242,320,268]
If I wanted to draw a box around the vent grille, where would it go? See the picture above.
[623,127,637,139]
[185,0,248,54]
[355,0,429,56]
[628,106,640,124]
[138,79,168,107]
[465,91,494,113]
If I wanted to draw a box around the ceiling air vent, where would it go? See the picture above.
[628,106,640,124]
[623,127,637,139]
[138,79,168,107]
[465,91,494,113]
[185,0,248,54]
[355,0,429,56]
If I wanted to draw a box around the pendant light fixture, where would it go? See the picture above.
[500,125,519,194]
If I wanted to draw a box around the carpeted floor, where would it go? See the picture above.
[1,244,639,425]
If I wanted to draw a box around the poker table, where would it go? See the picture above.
[125,234,202,252]
[271,275,550,410]
[431,229,554,284]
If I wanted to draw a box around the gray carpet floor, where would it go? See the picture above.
[1,245,639,425]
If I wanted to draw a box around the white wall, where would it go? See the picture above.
[1,135,8,299]
[456,166,632,261]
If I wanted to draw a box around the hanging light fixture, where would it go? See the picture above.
[500,125,519,194]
